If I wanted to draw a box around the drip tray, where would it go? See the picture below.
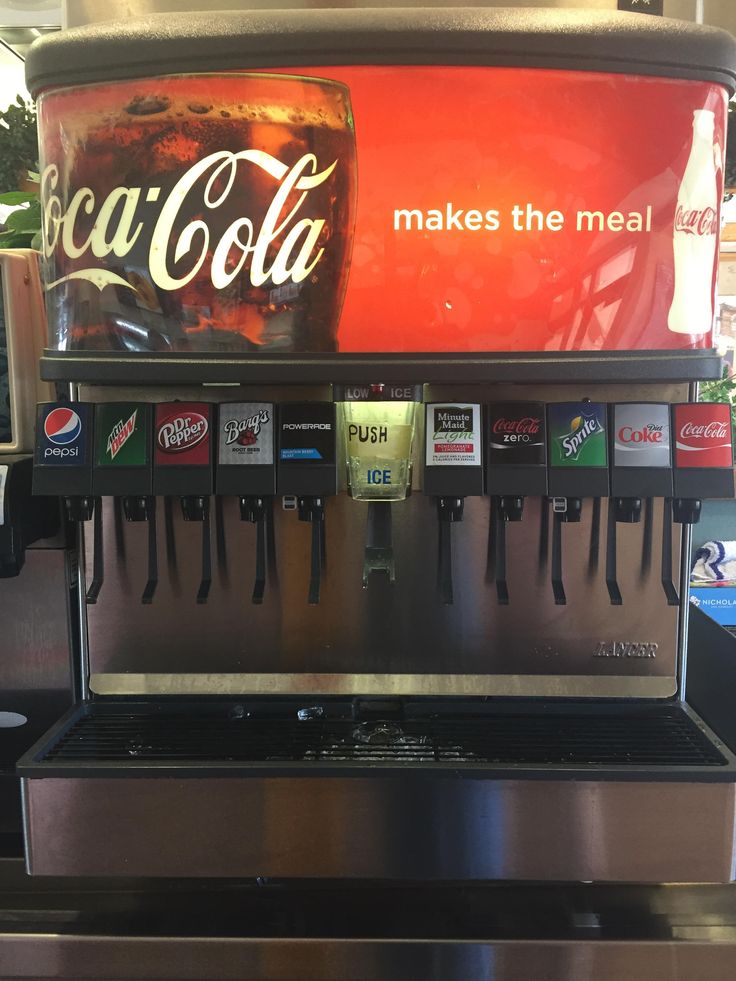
[18,701,736,879]
[17,700,734,778]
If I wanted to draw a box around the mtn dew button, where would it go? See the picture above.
[93,402,153,496]
[548,402,608,469]
[94,403,152,469]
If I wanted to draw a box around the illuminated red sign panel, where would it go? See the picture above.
[37,66,726,355]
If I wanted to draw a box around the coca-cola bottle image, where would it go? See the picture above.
[668,109,720,335]
[38,73,356,354]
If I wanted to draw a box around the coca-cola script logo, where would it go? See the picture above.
[677,420,730,448]
[490,416,543,448]
[492,417,541,436]
[157,413,209,453]
[680,421,729,440]
[674,205,718,236]
[41,150,337,294]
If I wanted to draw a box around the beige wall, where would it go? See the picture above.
[64,0,617,28]
[63,1,735,32]
[666,1,736,32]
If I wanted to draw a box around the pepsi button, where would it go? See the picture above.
[44,407,82,446]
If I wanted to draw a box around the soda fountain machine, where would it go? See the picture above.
[12,7,736,905]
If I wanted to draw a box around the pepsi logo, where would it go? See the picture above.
[44,407,82,446]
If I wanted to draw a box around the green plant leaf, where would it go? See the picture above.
[0,229,36,249]
[5,204,40,232]
[0,191,37,206]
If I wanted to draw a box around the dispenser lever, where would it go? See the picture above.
[141,498,158,605]
[297,496,326,605]
[241,496,268,605]
[363,501,395,588]
[196,499,212,604]
[605,502,622,605]
[661,498,679,606]
[85,498,104,604]
[254,512,266,605]
[494,500,509,605]
[308,512,323,605]
[436,497,463,605]
[551,509,566,605]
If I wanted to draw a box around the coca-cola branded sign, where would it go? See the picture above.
[613,403,671,468]
[155,403,212,467]
[491,417,542,440]
[37,69,726,356]
[674,205,718,236]
[487,402,547,466]
[674,403,733,469]
[42,152,336,295]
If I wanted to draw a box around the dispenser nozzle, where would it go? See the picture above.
[64,496,95,523]
[123,495,155,522]
[181,495,208,522]
[673,498,702,525]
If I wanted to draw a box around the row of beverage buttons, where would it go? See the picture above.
[31,398,734,505]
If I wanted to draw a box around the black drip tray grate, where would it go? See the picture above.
[33,708,727,770]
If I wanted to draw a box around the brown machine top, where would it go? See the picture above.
[25,7,736,97]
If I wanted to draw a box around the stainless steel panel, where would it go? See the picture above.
[0,549,72,694]
[85,492,680,697]
[23,776,736,880]
[2,936,736,981]
[81,380,684,698]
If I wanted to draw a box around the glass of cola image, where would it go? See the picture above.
[38,73,356,354]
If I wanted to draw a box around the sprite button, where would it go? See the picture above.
[548,402,607,469]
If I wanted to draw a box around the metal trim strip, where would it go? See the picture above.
[89,672,678,698]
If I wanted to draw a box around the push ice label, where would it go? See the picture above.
[154,403,212,467]
[218,403,274,466]
[613,403,671,468]
[426,404,481,467]
[548,402,607,468]
[94,403,149,468]
[673,403,733,469]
